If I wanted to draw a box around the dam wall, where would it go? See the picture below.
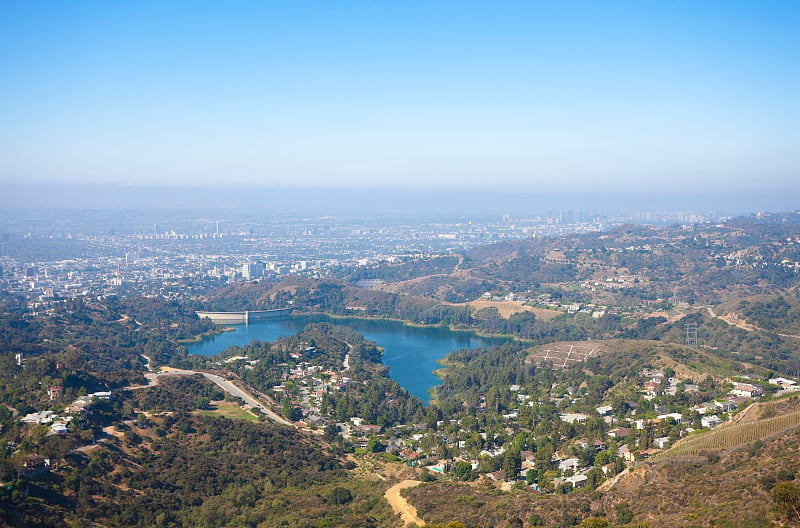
[196,308,292,325]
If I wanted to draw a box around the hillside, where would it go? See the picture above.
[403,395,800,528]
[5,214,800,528]
[717,295,800,337]
[337,217,800,307]
[0,377,397,528]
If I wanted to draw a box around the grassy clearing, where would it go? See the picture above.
[458,299,562,320]
[197,400,259,421]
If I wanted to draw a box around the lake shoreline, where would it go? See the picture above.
[187,312,514,404]
[291,310,532,345]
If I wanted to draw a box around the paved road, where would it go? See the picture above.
[156,370,294,427]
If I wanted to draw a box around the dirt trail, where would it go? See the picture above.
[715,312,800,340]
[384,480,425,527]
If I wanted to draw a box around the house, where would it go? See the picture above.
[352,423,380,437]
[558,458,580,472]
[50,421,69,434]
[596,405,613,416]
[730,383,764,398]
[565,474,588,488]
[618,445,635,463]
[644,381,661,396]
[305,415,327,427]
[702,415,721,428]
[696,402,718,415]
[657,412,683,424]
[520,450,536,468]
[715,401,737,413]
[654,437,670,449]
[399,449,421,461]
[48,385,62,400]
[769,377,797,388]
[65,398,92,415]
[21,410,56,424]
[559,413,589,424]
[728,396,749,407]
[487,469,506,481]
[22,455,50,478]
[607,427,632,439]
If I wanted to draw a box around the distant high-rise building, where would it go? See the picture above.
[242,262,265,280]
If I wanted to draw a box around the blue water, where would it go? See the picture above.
[187,315,509,403]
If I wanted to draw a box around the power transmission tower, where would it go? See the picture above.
[684,323,698,348]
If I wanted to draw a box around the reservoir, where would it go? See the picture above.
[187,315,509,403]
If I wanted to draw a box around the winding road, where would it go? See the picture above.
[154,369,294,427]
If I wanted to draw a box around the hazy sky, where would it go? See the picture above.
[1,1,798,193]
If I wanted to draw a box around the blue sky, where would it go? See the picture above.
[1,1,798,192]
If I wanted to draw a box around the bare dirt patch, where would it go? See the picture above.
[385,480,426,526]
[453,300,561,320]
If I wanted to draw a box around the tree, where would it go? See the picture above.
[365,437,384,453]
[585,467,604,489]
[772,482,800,522]
[329,487,353,505]
[195,396,211,410]
[323,423,338,442]
[452,461,474,482]
[614,502,634,524]
[503,448,521,481]
[281,398,301,421]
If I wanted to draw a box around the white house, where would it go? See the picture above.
[657,412,684,423]
[654,437,670,449]
[730,383,764,398]
[21,411,55,424]
[560,413,589,424]
[50,422,69,434]
[565,474,588,488]
[558,457,581,472]
[596,405,613,416]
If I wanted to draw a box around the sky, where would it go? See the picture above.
[1,1,799,196]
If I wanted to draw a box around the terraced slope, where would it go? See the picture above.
[657,408,800,458]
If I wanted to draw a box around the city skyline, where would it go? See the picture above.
[1,1,799,194]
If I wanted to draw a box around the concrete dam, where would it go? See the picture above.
[196,308,292,325]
